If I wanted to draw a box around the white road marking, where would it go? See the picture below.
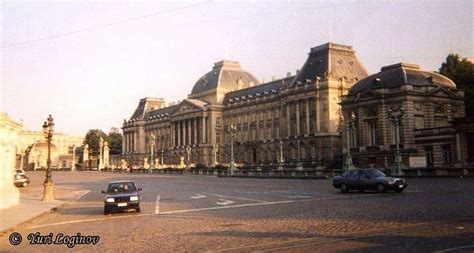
[26,194,382,229]
[203,192,269,203]
[190,194,207,199]
[287,195,313,199]
[432,244,474,252]
[216,199,235,206]
[155,195,160,214]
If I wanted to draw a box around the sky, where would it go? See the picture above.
[1,0,473,137]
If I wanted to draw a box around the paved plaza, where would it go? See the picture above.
[1,171,473,252]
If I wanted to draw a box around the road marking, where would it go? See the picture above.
[190,194,207,199]
[155,195,160,214]
[203,192,269,203]
[287,195,313,199]
[432,244,474,252]
[26,194,382,229]
[216,199,235,206]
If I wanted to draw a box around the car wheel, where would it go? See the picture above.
[104,209,110,215]
[339,183,348,193]
[136,206,141,212]
[376,183,386,193]
[395,188,404,193]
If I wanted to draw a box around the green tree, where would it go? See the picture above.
[107,132,123,155]
[83,129,107,156]
[439,54,474,117]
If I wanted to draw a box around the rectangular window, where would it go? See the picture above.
[366,120,378,146]
[442,145,451,165]
[425,146,434,168]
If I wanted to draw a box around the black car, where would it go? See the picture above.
[101,180,142,214]
[14,170,30,187]
[332,168,407,193]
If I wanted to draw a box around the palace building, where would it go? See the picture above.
[122,42,369,168]
[341,63,469,173]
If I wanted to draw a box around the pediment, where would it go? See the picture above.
[428,85,456,98]
[171,99,206,115]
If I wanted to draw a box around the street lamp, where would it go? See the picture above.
[213,144,219,165]
[343,112,356,171]
[185,146,191,165]
[42,114,55,201]
[148,133,156,173]
[388,109,405,176]
[227,124,237,175]
[160,149,164,166]
[278,140,284,163]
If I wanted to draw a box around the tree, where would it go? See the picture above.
[107,132,123,155]
[83,129,107,156]
[439,54,474,117]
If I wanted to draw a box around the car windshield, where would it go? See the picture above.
[107,182,137,194]
[367,169,386,177]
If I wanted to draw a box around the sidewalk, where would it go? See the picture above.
[0,198,64,234]
[0,183,90,234]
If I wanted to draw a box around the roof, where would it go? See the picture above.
[291,43,368,85]
[348,63,457,96]
[147,104,179,119]
[223,76,294,104]
[108,180,136,184]
[190,60,260,95]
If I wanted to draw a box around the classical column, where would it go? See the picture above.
[193,118,198,145]
[177,121,181,147]
[286,103,291,136]
[305,99,310,135]
[187,119,191,146]
[296,100,301,136]
[202,116,206,144]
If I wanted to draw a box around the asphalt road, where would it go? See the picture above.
[1,171,473,252]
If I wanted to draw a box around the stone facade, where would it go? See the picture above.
[122,43,369,168]
[341,63,466,171]
[0,113,21,210]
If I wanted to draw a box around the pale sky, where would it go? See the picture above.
[1,0,473,137]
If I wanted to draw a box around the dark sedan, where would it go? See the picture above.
[102,180,142,214]
[333,168,407,193]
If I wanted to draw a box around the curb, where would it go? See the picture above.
[0,201,65,235]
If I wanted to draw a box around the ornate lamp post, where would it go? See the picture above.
[160,149,164,166]
[343,112,356,171]
[278,140,284,163]
[185,145,191,165]
[42,114,55,201]
[148,133,156,173]
[227,124,237,175]
[213,144,219,165]
[388,109,404,176]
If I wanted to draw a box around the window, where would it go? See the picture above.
[366,120,378,146]
[349,125,357,148]
[442,145,451,164]
[425,146,434,168]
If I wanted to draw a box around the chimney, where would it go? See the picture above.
[296,69,300,75]
[272,76,277,81]
[287,72,291,77]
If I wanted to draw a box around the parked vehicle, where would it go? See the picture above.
[14,170,30,187]
[101,180,142,214]
[333,168,407,193]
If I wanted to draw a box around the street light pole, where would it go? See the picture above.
[227,124,237,175]
[148,133,155,173]
[42,114,55,201]
[388,109,404,176]
[279,140,284,163]
[343,112,356,171]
